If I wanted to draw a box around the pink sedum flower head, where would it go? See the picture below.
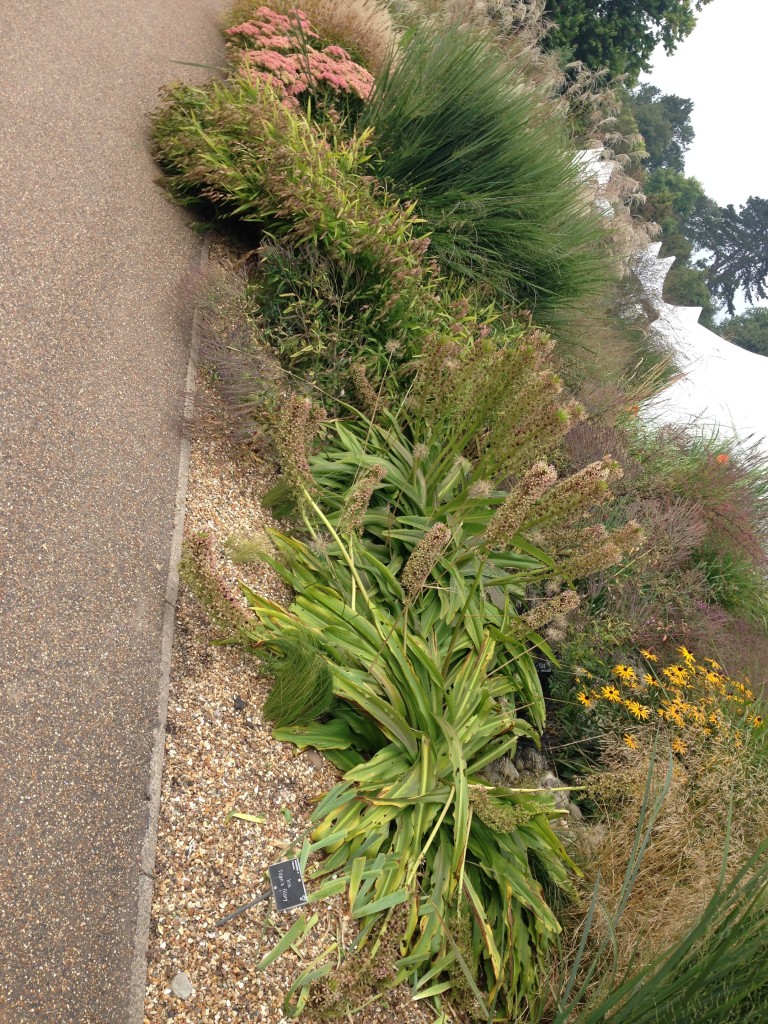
[227,6,372,107]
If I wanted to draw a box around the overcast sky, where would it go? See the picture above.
[645,0,767,208]
[643,0,767,314]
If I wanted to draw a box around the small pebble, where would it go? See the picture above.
[171,971,195,1000]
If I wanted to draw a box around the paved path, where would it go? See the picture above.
[0,3,223,1020]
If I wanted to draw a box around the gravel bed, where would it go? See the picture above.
[143,389,433,1023]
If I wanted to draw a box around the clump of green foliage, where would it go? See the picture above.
[242,518,573,1019]
[155,3,768,1020]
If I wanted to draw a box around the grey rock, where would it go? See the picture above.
[540,771,560,789]
[567,800,583,821]
[513,745,548,775]
[553,791,571,811]
[480,755,519,786]
[171,972,194,1000]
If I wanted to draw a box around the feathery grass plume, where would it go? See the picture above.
[523,589,580,631]
[349,361,381,418]
[400,522,452,599]
[262,630,335,727]
[272,393,326,503]
[485,462,558,548]
[338,464,387,534]
[224,534,276,565]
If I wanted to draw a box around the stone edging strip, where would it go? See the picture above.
[127,234,210,1023]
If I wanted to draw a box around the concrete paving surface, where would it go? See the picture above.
[0,2,225,1020]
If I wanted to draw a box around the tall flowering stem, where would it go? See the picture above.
[339,464,387,535]
[484,462,558,548]
[273,394,326,504]
[400,523,452,601]
[522,590,580,632]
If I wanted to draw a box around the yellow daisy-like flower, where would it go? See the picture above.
[678,646,695,666]
[601,684,622,703]
[643,673,659,688]
[576,691,593,708]
[623,734,638,750]
[624,700,651,720]
[753,716,764,729]
[640,649,658,662]
[612,664,637,682]
[671,737,688,755]
[704,657,722,671]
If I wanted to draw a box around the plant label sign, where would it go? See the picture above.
[268,858,307,912]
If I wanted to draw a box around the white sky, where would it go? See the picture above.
[644,0,768,314]
[645,0,768,207]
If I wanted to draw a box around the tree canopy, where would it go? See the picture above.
[545,0,714,81]
[690,197,768,315]
[630,84,694,172]
[717,307,768,357]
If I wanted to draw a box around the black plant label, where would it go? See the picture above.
[268,857,308,912]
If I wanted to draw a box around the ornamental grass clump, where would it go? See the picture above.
[151,75,431,328]
[549,745,768,1024]
[357,19,616,331]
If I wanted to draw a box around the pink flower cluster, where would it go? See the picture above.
[226,7,373,108]
[225,6,318,50]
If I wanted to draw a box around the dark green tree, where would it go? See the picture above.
[544,0,714,81]
[630,84,694,171]
[690,197,768,314]
[717,307,768,357]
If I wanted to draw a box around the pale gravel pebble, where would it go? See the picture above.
[144,390,432,1023]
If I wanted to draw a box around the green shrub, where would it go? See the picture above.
[357,21,616,330]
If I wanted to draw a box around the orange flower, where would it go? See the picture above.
[671,737,688,755]
[716,453,729,465]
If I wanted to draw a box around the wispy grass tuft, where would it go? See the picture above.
[358,20,616,331]
[261,630,335,727]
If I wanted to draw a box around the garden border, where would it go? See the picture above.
[127,235,209,1024]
